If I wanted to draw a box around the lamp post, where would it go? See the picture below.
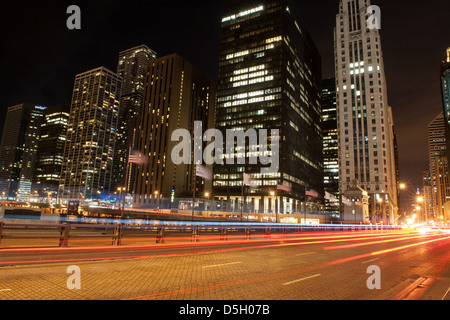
[154,191,159,210]
[417,196,425,224]
[204,192,209,213]
[270,191,276,223]
[377,198,383,224]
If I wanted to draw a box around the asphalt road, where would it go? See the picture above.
[1,229,450,301]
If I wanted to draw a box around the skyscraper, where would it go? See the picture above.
[440,48,450,189]
[58,67,122,203]
[422,169,434,222]
[334,0,398,222]
[441,48,450,141]
[33,105,70,200]
[0,104,45,201]
[428,112,449,219]
[214,0,323,215]
[112,45,157,194]
[133,53,216,208]
[322,78,340,213]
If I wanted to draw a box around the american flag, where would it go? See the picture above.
[196,164,212,180]
[325,191,337,201]
[305,187,319,198]
[342,195,352,207]
[243,173,258,188]
[128,149,148,165]
[277,181,292,192]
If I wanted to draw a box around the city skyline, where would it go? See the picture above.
[0,0,449,192]
[2,0,450,305]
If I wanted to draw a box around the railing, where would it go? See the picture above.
[0,220,403,249]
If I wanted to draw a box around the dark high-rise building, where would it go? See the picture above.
[112,45,157,194]
[59,67,122,203]
[0,103,45,200]
[33,105,70,201]
[322,78,339,213]
[441,48,450,139]
[440,48,450,187]
[214,0,323,214]
[133,53,216,208]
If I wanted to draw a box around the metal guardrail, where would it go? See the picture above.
[0,221,403,248]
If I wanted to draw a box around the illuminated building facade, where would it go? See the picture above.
[334,0,398,223]
[33,105,70,200]
[322,78,340,213]
[0,103,45,200]
[440,48,450,185]
[133,53,216,208]
[112,45,157,194]
[422,169,434,222]
[214,0,324,214]
[428,112,450,218]
[58,67,122,203]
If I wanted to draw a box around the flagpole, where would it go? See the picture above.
[241,173,244,222]
[304,187,307,226]
[275,188,278,224]
[122,146,132,220]
[192,165,196,221]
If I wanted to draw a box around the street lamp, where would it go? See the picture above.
[204,192,210,212]
[377,198,383,224]
[270,191,277,223]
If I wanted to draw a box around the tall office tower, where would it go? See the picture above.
[112,45,157,193]
[0,104,45,201]
[58,67,122,204]
[33,105,70,200]
[428,112,449,218]
[440,48,450,174]
[334,0,398,223]
[322,78,340,213]
[422,169,434,222]
[133,53,216,208]
[215,0,323,215]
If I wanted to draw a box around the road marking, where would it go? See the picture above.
[282,274,322,286]
[202,261,243,269]
[362,258,380,264]
[0,289,12,292]
[295,252,316,256]
[442,286,450,300]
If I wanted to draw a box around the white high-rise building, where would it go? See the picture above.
[334,0,398,223]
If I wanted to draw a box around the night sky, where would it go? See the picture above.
[1,0,449,206]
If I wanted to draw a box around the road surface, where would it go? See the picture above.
[0,229,449,301]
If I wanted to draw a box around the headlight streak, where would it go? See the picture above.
[0,230,417,266]
[322,234,432,251]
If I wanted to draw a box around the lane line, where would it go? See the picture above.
[295,252,317,256]
[282,274,322,286]
[361,258,380,264]
[202,261,242,269]
[442,286,450,300]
